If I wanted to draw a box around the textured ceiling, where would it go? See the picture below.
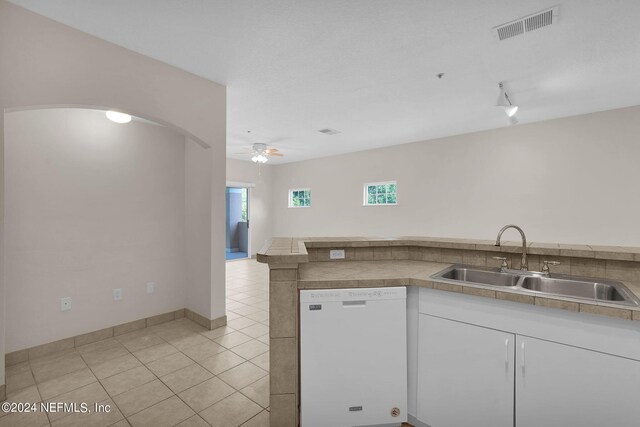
[9,0,640,163]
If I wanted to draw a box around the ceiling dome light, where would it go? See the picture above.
[106,110,132,124]
[496,82,518,122]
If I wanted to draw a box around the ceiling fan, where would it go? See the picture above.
[249,142,283,163]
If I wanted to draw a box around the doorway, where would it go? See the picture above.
[225,187,249,260]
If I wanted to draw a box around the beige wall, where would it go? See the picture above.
[0,1,226,385]
[5,109,188,352]
[210,150,227,318]
[271,106,640,246]
[226,159,274,255]
[186,140,214,319]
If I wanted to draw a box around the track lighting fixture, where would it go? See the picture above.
[497,82,518,124]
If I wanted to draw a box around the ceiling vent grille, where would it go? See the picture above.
[497,21,524,40]
[494,6,558,41]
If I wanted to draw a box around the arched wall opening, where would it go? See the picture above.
[0,0,227,392]
[4,107,217,352]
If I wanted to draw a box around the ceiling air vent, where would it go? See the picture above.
[318,128,340,135]
[494,6,558,41]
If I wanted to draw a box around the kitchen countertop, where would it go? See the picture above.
[259,237,640,321]
[258,236,640,263]
[299,259,446,282]
[297,260,640,321]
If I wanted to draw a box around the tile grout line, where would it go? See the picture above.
[4,260,270,427]
[79,339,137,425]
[123,316,266,421]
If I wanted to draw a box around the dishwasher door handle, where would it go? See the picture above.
[342,300,367,308]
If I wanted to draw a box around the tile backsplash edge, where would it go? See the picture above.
[258,237,640,263]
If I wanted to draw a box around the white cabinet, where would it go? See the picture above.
[416,288,640,427]
[417,314,515,427]
[516,336,640,427]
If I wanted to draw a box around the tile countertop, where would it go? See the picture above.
[297,260,640,322]
[257,236,640,262]
[258,237,640,321]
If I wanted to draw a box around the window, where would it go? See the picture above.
[364,181,397,206]
[289,188,311,208]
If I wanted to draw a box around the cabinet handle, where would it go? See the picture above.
[504,338,509,367]
[521,341,526,371]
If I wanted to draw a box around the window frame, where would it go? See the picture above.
[363,181,398,206]
[288,188,312,208]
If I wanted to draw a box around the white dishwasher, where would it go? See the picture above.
[300,287,407,427]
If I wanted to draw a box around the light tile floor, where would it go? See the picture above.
[1,259,270,427]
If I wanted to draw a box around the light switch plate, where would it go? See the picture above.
[146,282,155,294]
[60,297,72,312]
[330,249,345,260]
[113,288,123,301]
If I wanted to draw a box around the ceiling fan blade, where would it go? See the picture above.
[264,148,280,153]
[268,152,284,156]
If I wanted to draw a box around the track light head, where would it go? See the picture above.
[504,105,518,117]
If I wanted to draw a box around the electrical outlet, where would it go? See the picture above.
[60,297,72,312]
[146,282,155,294]
[330,249,345,260]
[113,288,123,301]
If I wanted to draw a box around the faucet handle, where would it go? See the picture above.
[492,256,509,271]
[541,260,560,275]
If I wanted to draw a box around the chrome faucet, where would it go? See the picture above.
[541,260,561,276]
[494,224,528,271]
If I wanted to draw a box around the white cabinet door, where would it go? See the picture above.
[516,336,640,427]
[417,314,515,427]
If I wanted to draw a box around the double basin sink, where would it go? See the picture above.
[431,265,640,307]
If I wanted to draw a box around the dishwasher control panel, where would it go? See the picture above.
[300,287,406,303]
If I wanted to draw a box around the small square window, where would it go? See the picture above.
[363,181,397,206]
[289,188,311,208]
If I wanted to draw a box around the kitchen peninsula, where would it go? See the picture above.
[258,236,640,427]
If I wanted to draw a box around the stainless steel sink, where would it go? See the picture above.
[431,265,640,307]
[520,276,637,303]
[440,267,521,287]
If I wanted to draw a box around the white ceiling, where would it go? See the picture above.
[9,0,640,163]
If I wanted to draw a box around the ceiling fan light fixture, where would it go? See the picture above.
[251,154,268,163]
[250,143,270,163]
